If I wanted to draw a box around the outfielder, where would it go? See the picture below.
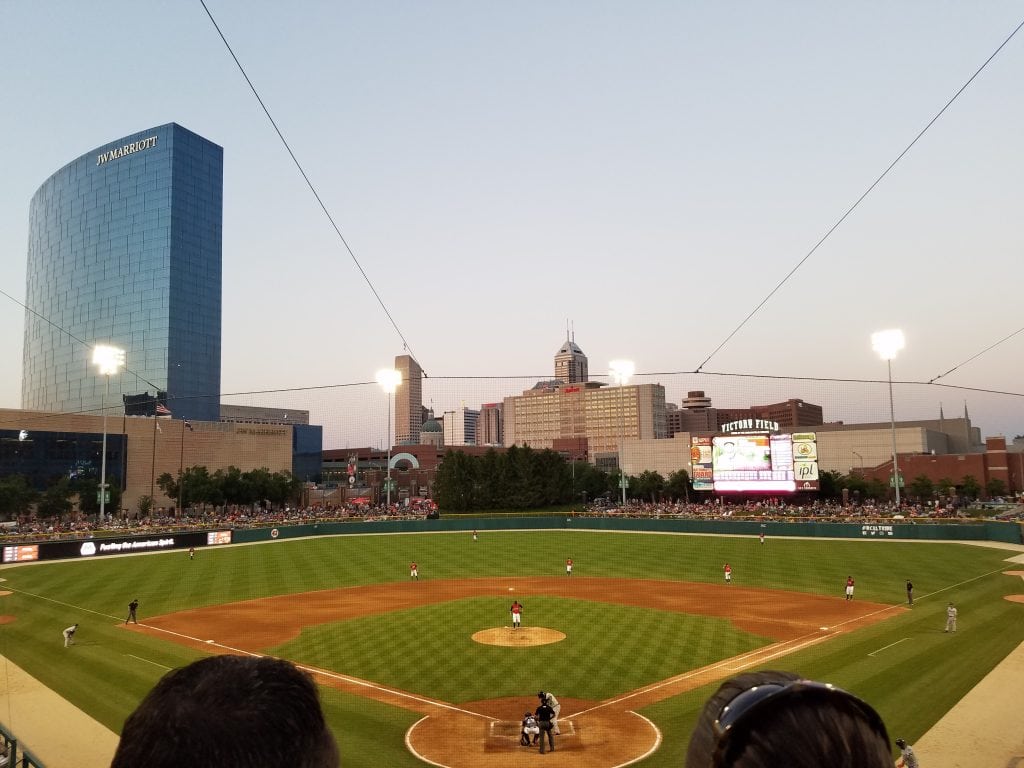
[945,602,958,633]
[538,690,561,735]
[63,623,78,647]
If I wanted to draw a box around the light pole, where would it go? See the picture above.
[871,329,905,507]
[376,368,402,509]
[852,451,863,472]
[609,359,635,507]
[92,345,125,524]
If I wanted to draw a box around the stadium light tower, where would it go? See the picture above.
[92,344,126,524]
[609,359,635,506]
[871,329,905,507]
[376,368,402,509]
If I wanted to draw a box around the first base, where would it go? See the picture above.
[508,587,514,591]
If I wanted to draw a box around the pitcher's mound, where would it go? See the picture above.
[472,627,566,647]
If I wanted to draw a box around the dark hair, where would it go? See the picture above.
[685,671,891,768]
[112,655,339,768]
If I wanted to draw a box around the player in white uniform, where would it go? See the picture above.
[63,623,78,647]
[538,691,561,735]
[945,602,958,632]
[521,712,540,745]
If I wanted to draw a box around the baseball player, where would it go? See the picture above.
[723,563,732,583]
[126,598,139,624]
[510,600,523,630]
[63,623,78,647]
[845,576,855,601]
[945,602,958,633]
[410,562,419,580]
[895,738,920,768]
[189,547,195,560]
[759,530,765,544]
[565,557,573,576]
[520,712,539,746]
[472,529,478,541]
[538,691,561,735]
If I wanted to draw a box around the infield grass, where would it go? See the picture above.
[1,528,1021,768]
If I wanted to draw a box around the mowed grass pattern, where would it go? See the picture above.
[1,528,1022,768]
[271,596,770,702]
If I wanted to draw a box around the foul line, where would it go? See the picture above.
[125,654,171,670]
[868,638,910,657]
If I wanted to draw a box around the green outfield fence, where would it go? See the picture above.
[229,515,1023,545]
[0,723,45,768]
[6,516,1019,563]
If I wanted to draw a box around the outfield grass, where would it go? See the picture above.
[1,529,1021,767]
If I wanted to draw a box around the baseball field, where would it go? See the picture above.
[1,527,1023,767]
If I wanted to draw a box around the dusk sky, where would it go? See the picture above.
[2,2,1022,446]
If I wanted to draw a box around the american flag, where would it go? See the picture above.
[155,403,172,416]
[184,420,194,432]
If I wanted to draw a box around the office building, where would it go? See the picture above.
[477,403,503,446]
[504,380,667,457]
[22,124,223,422]
[395,355,423,445]
[443,407,479,446]
[554,336,589,384]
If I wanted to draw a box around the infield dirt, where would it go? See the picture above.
[133,577,899,767]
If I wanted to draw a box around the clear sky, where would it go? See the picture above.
[2,2,1022,445]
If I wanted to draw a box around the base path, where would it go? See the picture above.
[134,577,898,767]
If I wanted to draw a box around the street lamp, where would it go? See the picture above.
[92,344,125,524]
[376,368,402,509]
[609,359,635,506]
[871,329,905,506]
[852,451,863,472]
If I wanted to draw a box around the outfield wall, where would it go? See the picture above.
[3,518,1019,563]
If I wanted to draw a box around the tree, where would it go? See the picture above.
[985,478,1007,499]
[0,475,37,519]
[37,479,73,518]
[865,478,888,500]
[818,470,844,500]
[634,470,665,502]
[665,469,691,502]
[909,475,934,502]
[137,495,154,518]
[960,475,981,500]
[936,477,956,498]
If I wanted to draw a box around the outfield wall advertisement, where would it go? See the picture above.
[1,529,233,562]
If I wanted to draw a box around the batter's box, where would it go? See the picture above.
[488,720,576,739]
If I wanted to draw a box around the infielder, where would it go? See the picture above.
[410,562,418,580]
[538,690,561,735]
[845,576,855,601]
[510,600,523,630]
[723,563,732,583]
[63,623,78,647]
[945,602,958,633]
[565,558,573,576]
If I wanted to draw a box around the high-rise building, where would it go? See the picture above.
[554,335,588,383]
[504,381,667,456]
[443,407,480,446]
[477,402,503,446]
[395,355,423,444]
[22,124,223,422]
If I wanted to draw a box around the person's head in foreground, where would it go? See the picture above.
[112,654,340,768]
[685,670,891,768]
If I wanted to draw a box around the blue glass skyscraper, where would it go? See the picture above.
[22,123,222,422]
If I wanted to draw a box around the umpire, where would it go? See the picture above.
[535,695,555,753]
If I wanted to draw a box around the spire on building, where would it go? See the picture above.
[554,329,588,384]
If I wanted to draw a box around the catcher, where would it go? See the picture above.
[520,712,540,746]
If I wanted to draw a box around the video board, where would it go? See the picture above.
[711,432,819,492]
